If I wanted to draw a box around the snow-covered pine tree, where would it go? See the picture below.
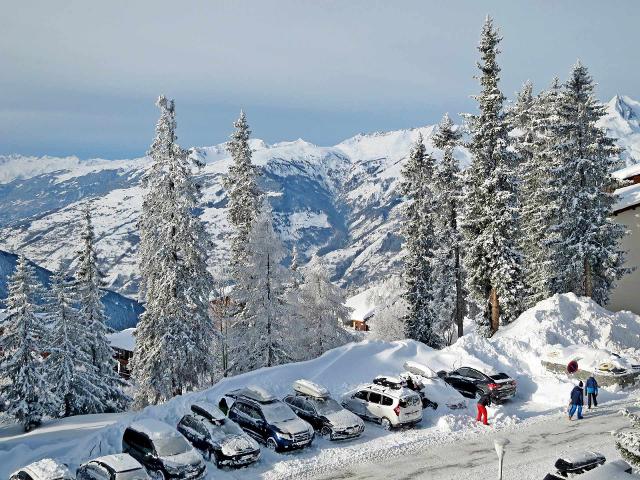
[289,245,302,289]
[75,206,129,412]
[228,201,293,373]
[400,133,441,347]
[132,96,215,406]
[295,262,353,360]
[43,268,106,417]
[615,408,640,468]
[518,78,564,306]
[223,111,262,269]
[551,62,627,304]
[0,255,51,431]
[461,17,526,336]
[431,113,465,342]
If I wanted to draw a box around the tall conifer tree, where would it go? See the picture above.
[461,17,526,336]
[132,96,214,406]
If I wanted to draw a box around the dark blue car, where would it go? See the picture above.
[226,387,314,452]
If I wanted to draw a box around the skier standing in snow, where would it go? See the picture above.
[568,381,584,420]
[585,375,598,409]
[476,391,491,425]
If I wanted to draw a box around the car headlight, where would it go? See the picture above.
[276,431,293,440]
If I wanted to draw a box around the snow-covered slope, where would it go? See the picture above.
[1,294,638,478]
[0,95,638,297]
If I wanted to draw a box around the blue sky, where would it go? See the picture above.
[1,0,638,159]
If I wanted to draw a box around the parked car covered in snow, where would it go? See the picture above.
[227,386,315,451]
[177,402,261,468]
[400,361,467,410]
[10,459,74,480]
[341,379,422,429]
[76,454,150,480]
[542,451,606,479]
[122,419,206,480]
[437,366,517,403]
[283,379,365,440]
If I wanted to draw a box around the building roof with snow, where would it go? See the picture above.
[345,289,376,321]
[614,183,640,214]
[107,327,136,352]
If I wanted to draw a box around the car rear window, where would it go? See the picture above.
[381,396,393,406]
[399,395,419,408]
[490,373,510,380]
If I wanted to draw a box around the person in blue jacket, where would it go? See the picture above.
[568,381,584,420]
[585,375,599,409]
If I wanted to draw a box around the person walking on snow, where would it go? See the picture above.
[585,375,598,409]
[568,381,584,420]
[476,391,491,425]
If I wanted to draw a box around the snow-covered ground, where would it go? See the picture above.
[1,294,639,478]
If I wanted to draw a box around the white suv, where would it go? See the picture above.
[341,382,422,429]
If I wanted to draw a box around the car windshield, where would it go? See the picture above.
[219,418,244,435]
[154,436,190,456]
[490,373,509,380]
[312,398,342,415]
[117,468,148,480]
[261,401,297,423]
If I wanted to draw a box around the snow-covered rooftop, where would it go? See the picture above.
[91,454,143,473]
[345,289,376,321]
[613,162,640,180]
[107,328,136,352]
[614,183,640,213]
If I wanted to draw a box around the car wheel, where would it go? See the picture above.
[320,426,332,438]
[150,470,166,480]
[266,437,278,450]
[380,418,392,430]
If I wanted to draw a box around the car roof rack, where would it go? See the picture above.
[293,379,330,399]
[226,385,275,403]
[373,375,404,389]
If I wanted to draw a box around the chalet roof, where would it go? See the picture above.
[345,290,376,321]
[614,183,640,214]
[107,328,136,352]
[613,163,640,180]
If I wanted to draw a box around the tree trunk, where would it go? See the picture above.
[584,257,593,298]
[489,287,500,334]
[455,246,464,339]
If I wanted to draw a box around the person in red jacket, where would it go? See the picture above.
[476,391,491,425]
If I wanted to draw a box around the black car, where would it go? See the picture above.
[122,419,206,480]
[542,451,607,479]
[227,386,314,451]
[437,367,516,403]
[177,401,261,468]
[283,380,364,441]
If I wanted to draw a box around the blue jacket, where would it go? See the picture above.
[570,386,584,405]
[586,377,598,391]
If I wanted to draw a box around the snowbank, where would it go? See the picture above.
[1,294,639,479]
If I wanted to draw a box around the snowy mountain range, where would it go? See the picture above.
[0,95,638,300]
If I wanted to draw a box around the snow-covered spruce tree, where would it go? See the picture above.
[550,62,627,304]
[615,409,640,469]
[400,134,441,348]
[75,206,129,412]
[431,113,465,342]
[518,78,565,306]
[223,111,262,269]
[132,96,215,406]
[228,201,293,373]
[295,262,353,360]
[461,17,526,336]
[0,255,51,431]
[289,245,302,289]
[43,269,105,417]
